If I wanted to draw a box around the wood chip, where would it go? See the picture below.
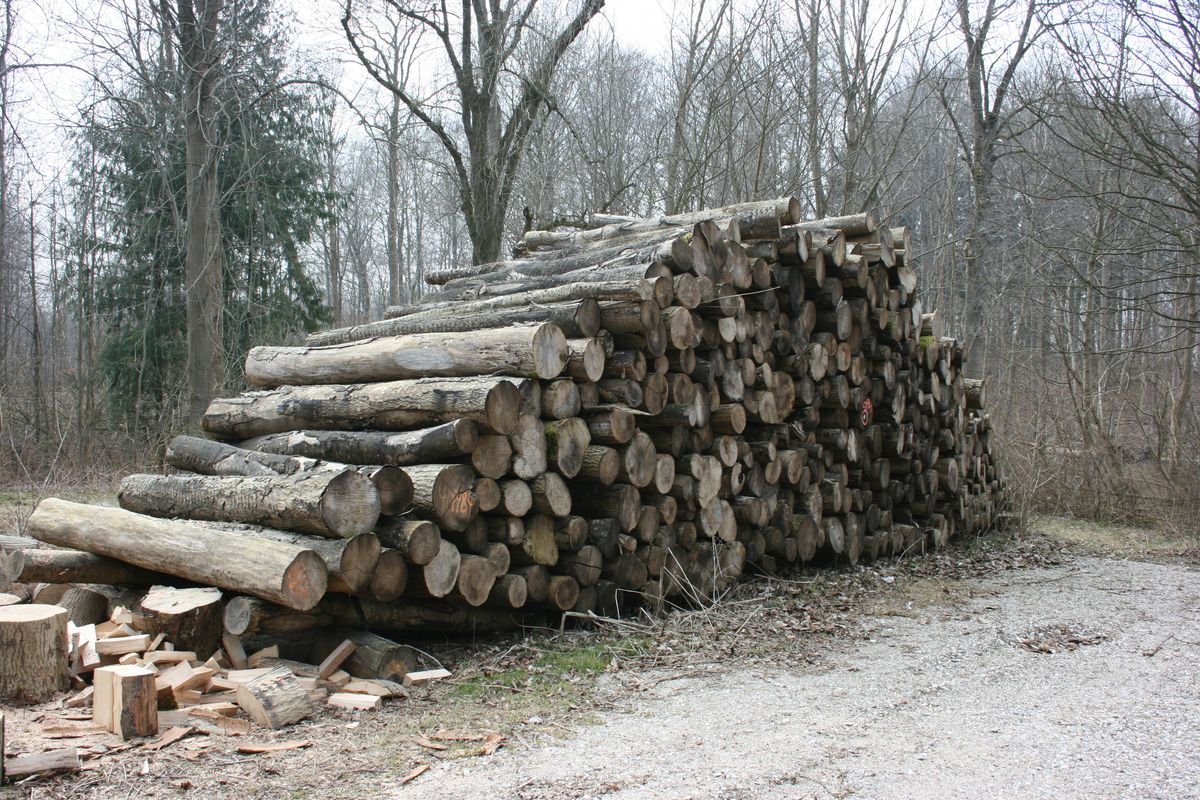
[412,737,449,751]
[65,686,94,708]
[236,740,312,754]
[400,764,430,784]
[142,726,192,752]
[186,702,238,718]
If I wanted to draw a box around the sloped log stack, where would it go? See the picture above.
[15,196,1005,637]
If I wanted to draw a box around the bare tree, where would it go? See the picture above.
[178,0,226,422]
[938,0,1045,374]
[342,0,606,265]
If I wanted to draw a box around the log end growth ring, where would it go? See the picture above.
[280,549,329,611]
[321,470,383,537]
[533,323,570,379]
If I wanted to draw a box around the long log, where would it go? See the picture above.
[2,547,184,589]
[218,528,380,595]
[241,420,477,467]
[385,278,660,319]
[26,499,327,611]
[165,435,413,516]
[224,595,531,636]
[118,470,380,539]
[203,377,525,439]
[306,300,600,347]
[244,324,569,387]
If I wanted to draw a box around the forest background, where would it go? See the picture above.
[0,0,1195,529]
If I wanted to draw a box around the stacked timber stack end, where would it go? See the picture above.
[10,195,1006,653]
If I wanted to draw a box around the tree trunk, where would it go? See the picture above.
[404,463,479,532]
[307,300,600,347]
[374,519,442,566]
[165,435,413,516]
[180,0,225,424]
[2,547,180,588]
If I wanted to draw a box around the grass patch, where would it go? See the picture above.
[868,577,979,617]
[1030,515,1199,561]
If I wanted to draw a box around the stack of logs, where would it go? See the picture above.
[13,196,1005,640]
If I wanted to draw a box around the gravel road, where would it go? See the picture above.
[401,556,1200,799]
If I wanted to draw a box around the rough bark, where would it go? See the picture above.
[241,420,477,467]
[0,604,70,703]
[244,324,568,387]
[119,470,380,539]
[203,377,525,439]
[26,499,327,611]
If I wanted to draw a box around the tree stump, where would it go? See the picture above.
[135,587,223,659]
[0,604,70,703]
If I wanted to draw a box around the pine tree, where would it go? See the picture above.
[73,0,331,434]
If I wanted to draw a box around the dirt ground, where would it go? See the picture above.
[2,518,1198,799]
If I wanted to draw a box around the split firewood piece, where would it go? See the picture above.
[119,470,380,540]
[95,634,151,655]
[0,604,70,703]
[247,645,280,667]
[316,639,357,680]
[26,499,328,611]
[341,678,406,698]
[243,323,569,387]
[235,667,315,729]
[222,634,249,670]
[328,692,381,711]
[134,587,223,660]
[93,665,159,739]
[403,668,451,687]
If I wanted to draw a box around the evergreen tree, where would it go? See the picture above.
[74,0,331,434]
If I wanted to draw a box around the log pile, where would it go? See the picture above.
[9,196,1005,645]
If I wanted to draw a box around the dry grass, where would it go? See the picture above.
[0,486,118,537]
[1029,514,1200,562]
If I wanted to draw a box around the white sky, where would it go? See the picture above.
[4,0,687,205]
